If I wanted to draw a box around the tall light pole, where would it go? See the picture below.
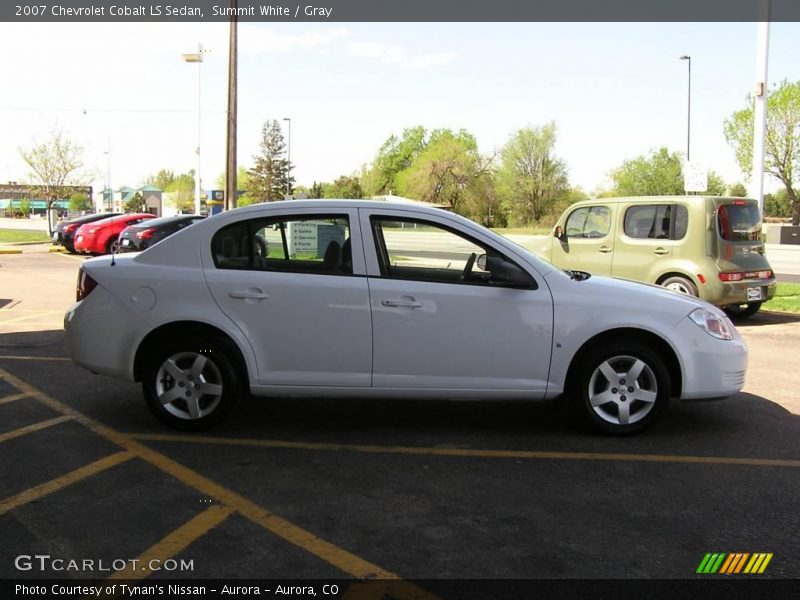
[225,5,238,211]
[182,44,203,215]
[679,55,691,162]
[282,117,291,197]
[751,5,770,215]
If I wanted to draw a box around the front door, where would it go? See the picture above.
[552,204,615,275]
[362,210,554,393]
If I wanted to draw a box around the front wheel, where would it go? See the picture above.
[724,301,762,319]
[570,342,671,434]
[142,337,241,430]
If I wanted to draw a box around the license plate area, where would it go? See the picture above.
[747,287,763,301]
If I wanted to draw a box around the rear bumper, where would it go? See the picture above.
[704,277,776,307]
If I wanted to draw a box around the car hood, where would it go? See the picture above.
[546,270,722,318]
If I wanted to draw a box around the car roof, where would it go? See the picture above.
[218,198,447,217]
[576,196,756,205]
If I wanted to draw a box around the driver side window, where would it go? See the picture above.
[370,217,532,288]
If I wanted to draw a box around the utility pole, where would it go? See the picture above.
[750,0,771,216]
[225,1,238,211]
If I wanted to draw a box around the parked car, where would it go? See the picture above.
[64,200,747,434]
[52,212,123,253]
[117,214,205,253]
[73,213,156,255]
[531,196,776,318]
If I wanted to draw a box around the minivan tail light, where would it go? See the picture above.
[719,270,773,282]
[77,269,98,301]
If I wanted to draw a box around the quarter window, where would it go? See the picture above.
[212,215,352,275]
[623,204,688,240]
[565,206,611,238]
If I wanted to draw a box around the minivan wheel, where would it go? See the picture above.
[142,337,240,430]
[661,276,698,297]
[571,342,671,434]
[724,301,762,319]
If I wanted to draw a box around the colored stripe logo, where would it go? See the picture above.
[697,553,773,574]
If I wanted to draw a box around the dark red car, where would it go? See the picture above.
[73,213,156,255]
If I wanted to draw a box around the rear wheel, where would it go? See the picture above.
[661,275,698,297]
[724,301,762,319]
[570,342,671,434]
[142,336,241,430]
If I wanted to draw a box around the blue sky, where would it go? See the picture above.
[1,21,798,196]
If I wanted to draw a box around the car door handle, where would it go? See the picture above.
[381,299,423,308]
[598,246,612,254]
[229,290,270,300]
[653,248,669,255]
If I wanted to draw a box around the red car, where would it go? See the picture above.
[73,213,156,255]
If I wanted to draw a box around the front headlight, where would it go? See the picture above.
[688,308,734,340]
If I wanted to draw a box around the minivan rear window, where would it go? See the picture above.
[717,203,761,241]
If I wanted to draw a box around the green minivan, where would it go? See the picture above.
[531,196,776,317]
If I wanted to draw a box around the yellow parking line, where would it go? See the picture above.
[0,355,70,362]
[129,433,800,469]
[0,451,135,516]
[0,415,73,444]
[0,310,63,324]
[0,368,440,599]
[0,392,30,405]
[107,504,234,581]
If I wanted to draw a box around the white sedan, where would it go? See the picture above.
[64,200,747,434]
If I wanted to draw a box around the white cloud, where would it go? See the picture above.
[348,41,458,70]
[239,25,350,55]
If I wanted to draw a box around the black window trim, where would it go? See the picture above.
[212,212,353,276]
[368,215,537,290]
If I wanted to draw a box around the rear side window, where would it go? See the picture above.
[565,206,611,238]
[623,204,688,240]
[212,214,352,275]
[718,203,761,241]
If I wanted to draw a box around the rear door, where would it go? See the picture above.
[203,208,372,387]
[552,204,615,275]
[612,203,687,283]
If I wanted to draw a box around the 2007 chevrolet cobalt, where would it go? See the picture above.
[64,200,747,434]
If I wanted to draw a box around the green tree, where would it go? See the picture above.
[323,175,364,199]
[364,126,427,196]
[164,172,195,213]
[308,182,324,199]
[496,123,570,224]
[724,79,800,224]
[143,169,176,191]
[69,191,93,212]
[395,128,492,216]
[124,191,146,213]
[608,146,725,196]
[727,182,749,197]
[215,166,256,206]
[765,189,793,218]
[246,120,291,202]
[19,129,92,234]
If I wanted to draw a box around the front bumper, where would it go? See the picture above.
[673,316,748,400]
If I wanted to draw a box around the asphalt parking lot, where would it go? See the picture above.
[1,249,799,595]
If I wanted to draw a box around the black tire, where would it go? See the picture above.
[64,242,76,254]
[105,236,120,255]
[142,336,241,430]
[660,275,698,297]
[724,301,762,319]
[569,341,671,434]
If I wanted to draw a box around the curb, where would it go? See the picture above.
[0,249,23,254]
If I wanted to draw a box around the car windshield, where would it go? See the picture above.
[718,203,761,242]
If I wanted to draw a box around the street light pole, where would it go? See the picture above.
[182,44,204,215]
[679,55,691,162]
[283,117,291,197]
[680,54,692,162]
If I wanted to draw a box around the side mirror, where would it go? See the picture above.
[476,253,487,271]
[487,255,533,288]
[554,228,566,240]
